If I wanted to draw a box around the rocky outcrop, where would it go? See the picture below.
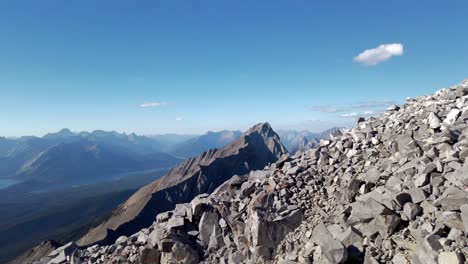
[9,240,61,264]
[30,80,468,264]
[77,123,287,247]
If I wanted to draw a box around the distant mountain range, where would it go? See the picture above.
[170,130,242,158]
[15,141,179,188]
[0,127,343,190]
[0,129,248,190]
[0,131,178,191]
[277,127,345,154]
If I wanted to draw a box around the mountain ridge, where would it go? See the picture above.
[14,140,180,187]
[77,122,287,246]
[169,130,242,158]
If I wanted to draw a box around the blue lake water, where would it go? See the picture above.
[0,179,20,189]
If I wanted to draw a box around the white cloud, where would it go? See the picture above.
[140,102,166,108]
[351,100,397,109]
[340,112,358,118]
[354,43,403,65]
[175,117,183,121]
[363,110,374,115]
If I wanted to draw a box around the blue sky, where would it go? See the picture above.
[1,0,468,136]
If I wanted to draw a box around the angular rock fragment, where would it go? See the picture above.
[402,202,421,221]
[139,248,161,264]
[412,235,443,264]
[198,210,220,247]
[434,187,468,211]
[408,188,426,204]
[443,109,461,125]
[427,112,442,129]
[438,251,462,264]
[311,223,348,263]
[460,204,468,233]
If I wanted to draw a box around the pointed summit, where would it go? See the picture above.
[245,122,273,134]
[43,128,76,139]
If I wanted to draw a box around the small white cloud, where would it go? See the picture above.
[140,102,166,108]
[175,117,183,121]
[351,100,396,109]
[354,43,403,65]
[340,112,358,118]
[363,110,374,115]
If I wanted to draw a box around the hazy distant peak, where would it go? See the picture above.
[43,128,76,139]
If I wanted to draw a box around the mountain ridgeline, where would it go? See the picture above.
[170,130,242,158]
[16,141,178,185]
[0,129,249,191]
[0,135,180,192]
[277,127,345,154]
[78,122,287,246]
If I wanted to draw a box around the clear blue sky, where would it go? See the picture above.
[1,0,468,136]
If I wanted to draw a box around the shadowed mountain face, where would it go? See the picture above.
[0,130,165,180]
[0,169,170,264]
[170,130,242,158]
[9,240,60,264]
[78,122,287,246]
[0,137,17,157]
[13,141,180,188]
[0,137,55,179]
[0,129,245,186]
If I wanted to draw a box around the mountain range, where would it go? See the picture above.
[0,129,247,190]
[277,127,344,154]
[170,130,243,158]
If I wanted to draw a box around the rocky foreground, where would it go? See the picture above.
[34,81,468,264]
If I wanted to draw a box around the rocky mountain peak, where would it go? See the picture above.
[245,122,273,135]
[76,122,287,247]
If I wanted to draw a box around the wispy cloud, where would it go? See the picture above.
[309,105,338,113]
[279,119,352,133]
[350,100,396,109]
[354,43,403,65]
[339,110,382,119]
[340,112,358,118]
[310,100,397,114]
[175,117,183,121]
[140,102,166,108]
